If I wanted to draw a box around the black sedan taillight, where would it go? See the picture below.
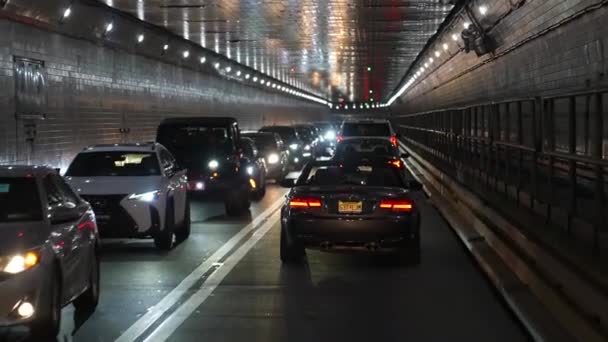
[289,197,322,208]
[378,199,413,212]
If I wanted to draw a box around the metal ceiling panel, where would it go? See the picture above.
[103,0,454,103]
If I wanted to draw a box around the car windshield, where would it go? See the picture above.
[0,177,43,222]
[342,123,390,137]
[66,152,161,177]
[295,127,315,141]
[335,139,398,158]
[157,125,233,155]
[298,163,403,187]
[260,127,298,142]
[242,134,277,151]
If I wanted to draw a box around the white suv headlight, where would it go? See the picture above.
[128,190,159,202]
[289,143,299,150]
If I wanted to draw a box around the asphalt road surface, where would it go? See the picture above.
[3,182,529,342]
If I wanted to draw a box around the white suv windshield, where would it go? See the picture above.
[66,152,161,177]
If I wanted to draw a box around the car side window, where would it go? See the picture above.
[43,175,63,209]
[242,140,255,158]
[158,148,175,175]
[52,174,80,208]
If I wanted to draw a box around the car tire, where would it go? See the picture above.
[74,250,100,312]
[154,199,175,250]
[280,228,304,264]
[175,197,191,242]
[31,271,61,338]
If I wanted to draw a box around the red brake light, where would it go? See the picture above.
[290,197,322,208]
[379,199,413,212]
[337,135,343,142]
[390,136,397,147]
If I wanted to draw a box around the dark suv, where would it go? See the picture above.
[156,117,251,215]
[259,126,304,169]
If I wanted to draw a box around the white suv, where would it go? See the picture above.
[338,119,398,147]
[65,143,190,250]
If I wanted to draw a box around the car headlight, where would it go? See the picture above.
[128,190,159,202]
[0,251,40,274]
[304,144,311,151]
[208,160,219,169]
[324,130,336,140]
[246,166,254,175]
[267,153,279,164]
[289,143,299,150]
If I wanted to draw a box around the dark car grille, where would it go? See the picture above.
[80,194,140,237]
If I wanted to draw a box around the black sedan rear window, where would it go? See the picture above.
[0,177,43,222]
[299,164,403,187]
[66,152,161,177]
[342,123,390,137]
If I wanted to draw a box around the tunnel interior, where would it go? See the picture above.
[0,0,608,341]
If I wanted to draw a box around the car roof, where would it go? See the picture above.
[0,165,56,178]
[80,143,158,153]
[159,117,238,126]
[260,125,295,130]
[342,119,390,124]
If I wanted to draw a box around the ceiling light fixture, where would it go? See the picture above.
[63,7,71,19]
[443,43,449,50]
[452,33,459,41]
[479,5,488,16]
[434,51,441,57]
[200,56,206,64]
[104,22,113,34]
[137,34,144,43]
[182,50,190,58]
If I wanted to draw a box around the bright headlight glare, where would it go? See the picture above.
[304,145,311,151]
[246,166,254,175]
[324,130,336,140]
[128,190,159,202]
[289,143,299,150]
[267,153,279,164]
[2,251,40,274]
[208,160,219,169]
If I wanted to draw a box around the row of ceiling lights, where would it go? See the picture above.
[60,4,329,106]
[379,4,489,108]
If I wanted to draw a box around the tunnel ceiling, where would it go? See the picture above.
[102,0,454,104]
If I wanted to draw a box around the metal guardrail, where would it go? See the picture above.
[393,89,607,255]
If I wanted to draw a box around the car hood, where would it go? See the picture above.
[66,176,163,195]
[0,221,49,254]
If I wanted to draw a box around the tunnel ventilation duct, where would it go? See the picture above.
[461,26,494,57]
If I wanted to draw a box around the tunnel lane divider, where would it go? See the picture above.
[141,209,282,342]
[115,194,286,342]
[399,140,607,342]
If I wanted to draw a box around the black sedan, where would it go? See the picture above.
[279,159,422,265]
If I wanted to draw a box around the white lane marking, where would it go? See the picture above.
[143,210,282,342]
[114,195,285,342]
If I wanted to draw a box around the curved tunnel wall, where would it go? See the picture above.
[389,0,608,114]
[0,7,328,169]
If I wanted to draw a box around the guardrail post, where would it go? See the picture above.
[546,98,555,224]
[592,93,604,256]
[567,96,577,234]
[532,97,542,209]
[505,103,511,195]
[517,101,523,205]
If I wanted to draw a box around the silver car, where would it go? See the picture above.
[0,166,100,338]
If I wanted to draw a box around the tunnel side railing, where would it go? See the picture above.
[393,89,607,257]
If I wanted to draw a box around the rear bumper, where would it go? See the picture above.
[282,214,419,248]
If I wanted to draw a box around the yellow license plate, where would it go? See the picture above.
[338,201,363,214]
